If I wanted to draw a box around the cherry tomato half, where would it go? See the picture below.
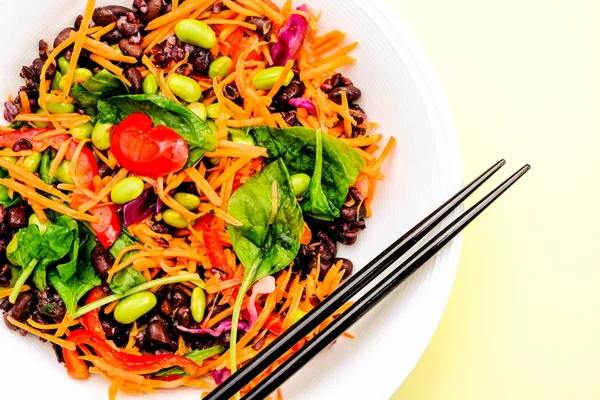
[110,113,188,179]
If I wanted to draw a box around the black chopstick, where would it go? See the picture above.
[242,164,530,399]
[204,159,509,400]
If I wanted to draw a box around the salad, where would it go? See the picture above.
[0,0,394,398]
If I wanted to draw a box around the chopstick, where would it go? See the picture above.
[204,160,530,400]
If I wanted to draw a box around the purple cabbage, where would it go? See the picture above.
[122,188,158,227]
[271,4,310,66]
[212,368,231,385]
[176,317,249,337]
[289,97,316,115]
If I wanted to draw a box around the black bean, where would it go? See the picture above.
[123,66,143,94]
[117,14,143,38]
[101,317,118,338]
[349,104,367,125]
[37,290,67,320]
[175,306,192,328]
[252,336,266,351]
[224,83,241,102]
[190,49,211,74]
[98,161,112,178]
[329,85,362,104]
[74,15,83,30]
[4,101,18,124]
[91,245,116,278]
[53,27,75,49]
[12,138,33,152]
[93,6,132,26]
[334,258,354,278]
[316,231,337,259]
[32,58,56,80]
[351,126,366,139]
[348,187,365,203]
[151,222,170,234]
[0,264,11,288]
[280,111,300,127]
[3,313,17,330]
[170,290,189,309]
[211,2,224,13]
[148,320,171,343]
[9,292,34,321]
[141,0,163,23]
[155,237,169,248]
[20,65,37,81]
[0,299,11,312]
[8,205,27,229]
[246,17,272,38]
[274,80,304,109]
[119,38,143,58]
[39,40,48,58]
[175,63,194,76]
[358,217,366,230]
[103,29,124,44]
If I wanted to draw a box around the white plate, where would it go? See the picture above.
[0,1,462,399]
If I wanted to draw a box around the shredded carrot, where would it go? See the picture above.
[83,356,146,385]
[0,159,69,202]
[48,137,71,179]
[158,70,179,102]
[69,138,91,183]
[340,133,382,147]
[0,285,30,299]
[78,168,128,212]
[340,91,353,137]
[300,56,356,81]
[238,0,285,25]
[371,136,396,171]
[198,203,243,226]
[104,299,120,314]
[6,316,76,351]
[227,117,265,127]
[26,318,80,331]
[185,167,222,207]
[203,19,258,30]
[15,113,90,123]
[92,22,117,40]
[205,277,243,294]
[90,55,132,86]
[221,0,261,17]
[19,91,31,114]
[267,59,295,98]
[79,35,137,64]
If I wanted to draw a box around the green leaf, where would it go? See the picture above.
[248,126,365,220]
[108,229,146,294]
[0,168,22,208]
[71,69,129,119]
[52,214,80,281]
[97,94,217,164]
[154,346,225,377]
[226,159,304,377]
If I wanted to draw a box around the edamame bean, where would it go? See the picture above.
[57,56,70,75]
[208,56,233,80]
[252,67,294,90]
[142,74,159,95]
[70,121,94,140]
[190,287,206,323]
[29,214,50,234]
[206,119,218,134]
[0,156,17,167]
[229,128,255,146]
[110,177,145,205]
[206,103,220,119]
[45,98,75,114]
[290,173,311,197]
[162,209,188,228]
[186,102,207,120]
[58,68,93,89]
[32,108,48,128]
[51,71,63,91]
[114,291,157,324]
[23,152,42,173]
[92,122,114,151]
[167,74,202,103]
[175,19,217,49]
[55,160,74,184]
[173,192,201,211]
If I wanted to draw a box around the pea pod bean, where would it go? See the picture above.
[208,56,233,80]
[186,102,207,120]
[142,74,159,95]
[23,152,42,173]
[51,71,63,91]
[162,209,188,228]
[252,67,294,90]
[32,108,48,128]
[57,56,71,75]
[70,121,94,140]
[175,19,217,49]
[229,128,255,146]
[55,160,74,184]
[92,122,114,151]
[29,214,50,234]
[114,291,157,324]
[173,192,201,211]
[167,74,202,103]
[290,173,311,197]
[111,177,145,205]
[190,287,206,323]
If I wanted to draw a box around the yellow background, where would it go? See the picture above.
[387,0,600,399]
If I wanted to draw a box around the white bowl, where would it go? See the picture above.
[0,1,462,399]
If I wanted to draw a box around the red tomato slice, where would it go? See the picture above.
[110,113,188,179]
[46,134,98,189]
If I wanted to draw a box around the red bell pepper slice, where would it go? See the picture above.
[265,314,283,336]
[0,128,51,152]
[62,348,90,380]
[46,134,98,189]
[81,287,107,339]
[194,215,233,277]
[70,193,121,249]
[67,330,200,376]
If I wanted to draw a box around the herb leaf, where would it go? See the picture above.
[108,229,146,294]
[71,69,129,118]
[0,168,22,208]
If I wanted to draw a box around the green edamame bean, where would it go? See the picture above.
[6,232,19,265]
[167,74,202,103]
[32,108,48,128]
[142,74,159,95]
[114,291,157,324]
[29,214,50,234]
[45,99,75,114]
[70,122,94,140]
[112,44,124,55]
[173,192,201,211]
[206,103,220,119]
[162,209,189,228]
[51,71,63,91]
[190,287,206,323]
[292,309,307,326]
[290,173,311,197]
[58,68,93,89]
[8,266,20,288]
[57,56,70,75]
[111,177,145,205]
[208,56,233,80]
[23,152,42,173]
[186,102,207,120]
[92,122,114,151]
[253,67,294,90]
[229,128,255,146]
[55,160,74,184]
[206,119,218,134]
[175,19,217,49]
[0,156,17,167]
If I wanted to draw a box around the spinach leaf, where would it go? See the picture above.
[49,234,101,316]
[97,94,217,166]
[0,168,22,208]
[40,148,57,185]
[154,346,225,377]
[71,69,129,118]
[108,229,146,294]
[226,159,304,375]
[248,126,365,220]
